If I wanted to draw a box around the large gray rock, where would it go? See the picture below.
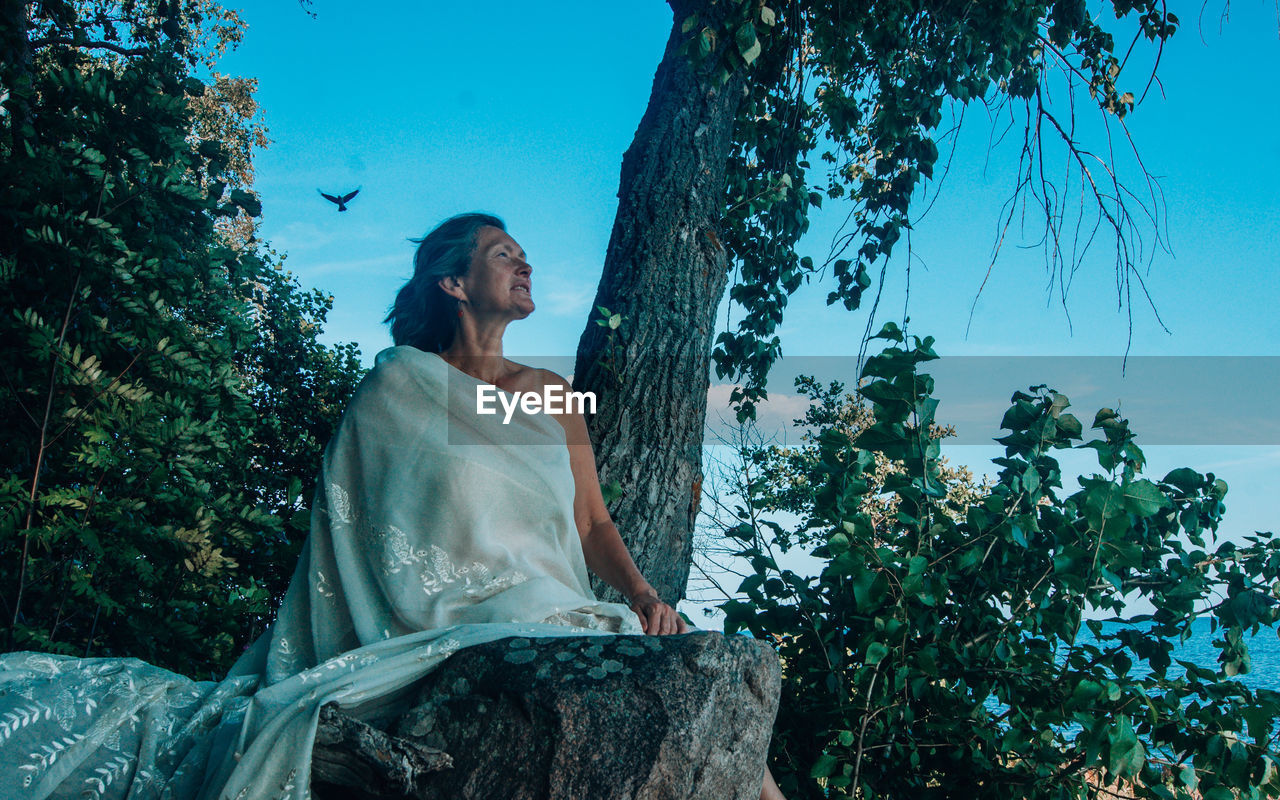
[312,631,780,800]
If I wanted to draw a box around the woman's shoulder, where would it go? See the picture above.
[326,347,448,440]
[353,346,447,400]
[373,345,438,371]
[505,361,571,395]
[369,346,446,376]
[367,348,569,399]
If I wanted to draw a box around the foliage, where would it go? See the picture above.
[747,376,989,547]
[720,325,1280,799]
[690,374,986,612]
[0,0,362,676]
[592,304,628,388]
[188,70,270,250]
[231,257,364,612]
[671,0,1181,417]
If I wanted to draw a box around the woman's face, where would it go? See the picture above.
[445,225,535,319]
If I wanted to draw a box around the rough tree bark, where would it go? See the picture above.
[1,1,31,119]
[573,0,750,605]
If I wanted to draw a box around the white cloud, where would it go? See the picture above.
[703,384,814,445]
[295,252,407,279]
[1199,448,1280,471]
[267,219,387,255]
[541,283,597,317]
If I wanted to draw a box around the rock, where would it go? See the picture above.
[312,631,780,800]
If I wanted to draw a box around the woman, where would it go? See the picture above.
[378,212,785,800]
[383,212,687,636]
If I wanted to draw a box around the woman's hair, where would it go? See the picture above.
[384,212,505,352]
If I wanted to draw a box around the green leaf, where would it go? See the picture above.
[1122,479,1168,517]
[871,321,904,343]
[1093,408,1120,427]
[1057,413,1083,438]
[228,189,262,217]
[865,641,889,665]
[810,752,839,779]
[600,479,623,505]
[736,22,762,64]
[1162,467,1202,493]
[1107,716,1145,776]
[697,28,716,57]
[1082,439,1122,472]
[1082,479,1125,531]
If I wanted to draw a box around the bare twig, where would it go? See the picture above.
[10,271,82,643]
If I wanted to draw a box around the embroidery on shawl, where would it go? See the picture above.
[297,653,359,685]
[416,546,530,598]
[0,700,50,742]
[461,564,529,600]
[17,732,86,786]
[541,611,621,633]
[434,638,461,659]
[81,752,135,800]
[326,480,531,601]
[274,635,302,676]
[315,570,335,599]
[277,766,300,800]
[328,482,353,524]
[2,655,206,795]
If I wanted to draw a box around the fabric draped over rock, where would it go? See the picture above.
[0,346,642,799]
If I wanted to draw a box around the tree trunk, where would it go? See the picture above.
[573,0,749,605]
[1,1,31,90]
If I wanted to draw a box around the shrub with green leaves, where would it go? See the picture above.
[1,2,363,676]
[722,325,1280,799]
[231,259,364,612]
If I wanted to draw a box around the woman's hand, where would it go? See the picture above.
[629,590,689,636]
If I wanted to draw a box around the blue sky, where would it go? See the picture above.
[219,1,1279,610]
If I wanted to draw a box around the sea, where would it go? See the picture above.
[1079,617,1280,693]
[976,618,1280,724]
[703,604,1280,691]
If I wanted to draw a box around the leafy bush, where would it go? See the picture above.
[1,2,363,676]
[722,325,1280,799]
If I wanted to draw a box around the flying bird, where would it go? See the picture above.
[318,187,360,212]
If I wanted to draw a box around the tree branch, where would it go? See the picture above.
[29,36,150,57]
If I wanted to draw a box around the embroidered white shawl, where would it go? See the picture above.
[0,345,641,799]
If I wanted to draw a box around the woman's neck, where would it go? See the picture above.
[440,332,511,385]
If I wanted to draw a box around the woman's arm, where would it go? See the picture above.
[543,372,688,635]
